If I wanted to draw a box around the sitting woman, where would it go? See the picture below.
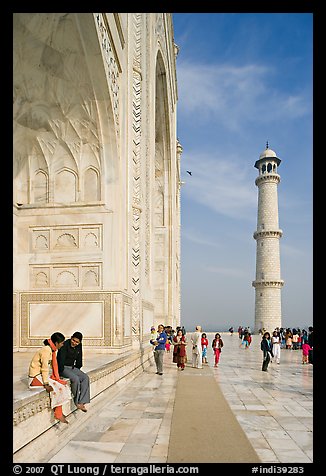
[28,331,72,423]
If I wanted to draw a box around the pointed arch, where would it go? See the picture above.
[83,166,100,202]
[153,50,172,324]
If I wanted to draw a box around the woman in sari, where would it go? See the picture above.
[28,331,72,423]
[172,328,187,370]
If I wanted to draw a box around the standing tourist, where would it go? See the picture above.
[191,325,203,368]
[150,324,167,375]
[271,330,281,364]
[261,331,274,371]
[172,328,187,370]
[285,328,293,349]
[28,332,72,423]
[165,328,173,353]
[57,331,90,412]
[212,333,224,367]
[308,326,313,364]
[292,330,299,350]
[302,339,312,364]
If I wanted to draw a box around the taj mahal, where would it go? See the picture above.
[13,13,181,354]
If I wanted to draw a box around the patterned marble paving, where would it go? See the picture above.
[14,333,312,463]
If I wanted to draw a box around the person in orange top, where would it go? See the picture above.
[28,332,72,423]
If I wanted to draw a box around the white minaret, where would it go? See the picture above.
[252,143,284,333]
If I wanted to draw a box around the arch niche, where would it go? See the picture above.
[13,13,119,209]
[153,51,173,326]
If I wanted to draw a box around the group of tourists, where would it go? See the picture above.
[150,323,314,375]
[258,326,310,350]
[260,326,313,371]
[149,324,225,373]
[30,323,313,424]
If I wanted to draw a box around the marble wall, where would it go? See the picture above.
[13,13,181,351]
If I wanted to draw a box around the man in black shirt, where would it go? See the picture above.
[57,331,90,412]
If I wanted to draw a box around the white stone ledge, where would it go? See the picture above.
[13,346,153,460]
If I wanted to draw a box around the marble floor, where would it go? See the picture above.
[14,333,313,463]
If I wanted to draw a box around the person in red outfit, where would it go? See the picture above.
[201,333,209,364]
[172,329,187,370]
[212,333,224,367]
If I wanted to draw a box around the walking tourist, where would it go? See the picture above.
[301,339,312,364]
[261,331,274,371]
[28,332,71,423]
[57,331,90,412]
[172,328,187,370]
[271,330,281,364]
[201,332,209,364]
[240,330,251,349]
[150,324,167,375]
[191,325,203,368]
[212,332,224,367]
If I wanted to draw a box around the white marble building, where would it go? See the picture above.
[13,13,181,352]
[252,145,284,333]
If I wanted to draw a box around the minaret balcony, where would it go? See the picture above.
[252,279,284,288]
[255,174,280,186]
[253,230,283,240]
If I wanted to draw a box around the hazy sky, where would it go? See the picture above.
[172,13,313,332]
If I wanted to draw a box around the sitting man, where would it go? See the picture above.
[57,331,90,412]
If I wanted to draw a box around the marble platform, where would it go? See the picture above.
[13,333,313,463]
[13,345,153,461]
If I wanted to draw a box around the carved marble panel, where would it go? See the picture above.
[32,230,50,251]
[52,265,79,287]
[53,229,79,249]
[32,267,50,288]
[20,292,112,347]
[29,301,104,338]
[31,225,102,252]
[80,227,101,249]
[30,263,101,289]
[94,13,120,132]
[82,266,101,287]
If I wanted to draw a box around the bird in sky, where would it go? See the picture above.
[186,171,192,176]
